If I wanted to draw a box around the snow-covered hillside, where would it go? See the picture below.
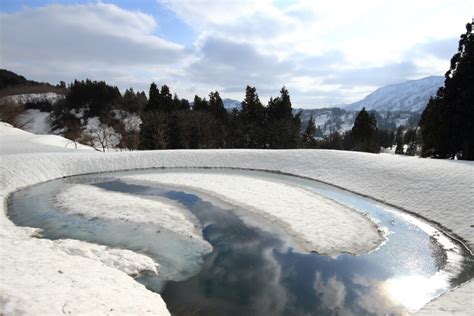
[223,98,241,110]
[1,123,472,315]
[344,76,444,113]
[298,108,420,136]
[0,92,65,105]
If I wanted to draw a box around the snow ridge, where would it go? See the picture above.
[344,76,444,113]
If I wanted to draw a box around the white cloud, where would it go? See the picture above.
[1,0,472,107]
[0,2,188,90]
[159,0,471,106]
[313,272,347,311]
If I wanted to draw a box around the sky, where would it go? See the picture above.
[0,0,472,108]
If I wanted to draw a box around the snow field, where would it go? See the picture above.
[55,184,209,242]
[1,123,473,314]
[122,172,384,256]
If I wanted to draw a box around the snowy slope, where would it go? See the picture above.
[223,98,241,110]
[0,122,93,153]
[1,123,473,315]
[344,76,444,113]
[18,109,52,134]
[0,92,65,105]
[298,108,420,136]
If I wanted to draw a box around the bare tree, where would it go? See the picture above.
[83,117,121,152]
[0,101,32,129]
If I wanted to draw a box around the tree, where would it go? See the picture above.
[64,79,121,117]
[241,86,265,148]
[351,107,379,153]
[146,83,160,112]
[208,91,227,121]
[419,22,474,160]
[395,126,404,154]
[193,95,208,111]
[302,116,317,148]
[404,128,418,156]
[83,116,121,152]
[267,86,292,121]
[265,87,301,149]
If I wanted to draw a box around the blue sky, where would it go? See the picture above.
[1,0,472,107]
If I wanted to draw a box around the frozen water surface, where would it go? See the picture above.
[7,168,474,316]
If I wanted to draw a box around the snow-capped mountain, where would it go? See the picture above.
[344,76,444,113]
[223,98,241,110]
[297,108,420,136]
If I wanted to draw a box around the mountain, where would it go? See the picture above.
[0,69,41,89]
[296,108,420,137]
[223,98,241,110]
[344,76,444,113]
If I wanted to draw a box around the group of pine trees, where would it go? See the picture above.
[44,78,398,153]
[139,85,301,150]
[419,22,473,160]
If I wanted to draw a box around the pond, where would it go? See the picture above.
[7,168,474,315]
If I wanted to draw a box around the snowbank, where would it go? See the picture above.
[55,184,208,242]
[0,122,93,153]
[18,109,52,134]
[1,123,473,314]
[122,172,383,256]
[0,234,169,315]
[53,239,160,277]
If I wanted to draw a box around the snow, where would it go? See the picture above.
[53,239,160,277]
[0,236,169,315]
[55,184,210,243]
[1,92,65,105]
[18,109,51,134]
[345,76,444,113]
[1,122,473,315]
[122,172,384,256]
[0,122,93,153]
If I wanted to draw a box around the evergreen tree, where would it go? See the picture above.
[267,86,293,121]
[193,95,209,111]
[160,85,173,112]
[404,128,418,156]
[208,91,227,121]
[265,87,301,148]
[395,126,405,154]
[419,22,474,160]
[351,107,379,153]
[241,86,265,148]
[302,116,317,148]
[146,82,160,112]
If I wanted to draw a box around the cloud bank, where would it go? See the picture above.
[1,0,471,107]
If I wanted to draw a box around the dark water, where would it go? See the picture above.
[7,168,474,315]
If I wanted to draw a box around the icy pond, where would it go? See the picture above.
[7,168,474,315]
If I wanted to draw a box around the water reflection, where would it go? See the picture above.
[7,169,474,316]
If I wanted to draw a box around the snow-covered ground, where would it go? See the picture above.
[0,92,65,105]
[0,122,93,153]
[1,122,473,315]
[123,172,383,256]
[17,109,52,134]
[56,184,210,245]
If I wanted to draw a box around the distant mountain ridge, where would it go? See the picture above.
[344,76,444,113]
[223,98,241,110]
[296,108,420,136]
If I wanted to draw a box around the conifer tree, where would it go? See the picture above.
[302,116,316,147]
[420,22,474,160]
[351,108,379,152]
[146,82,160,112]
[395,126,404,154]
